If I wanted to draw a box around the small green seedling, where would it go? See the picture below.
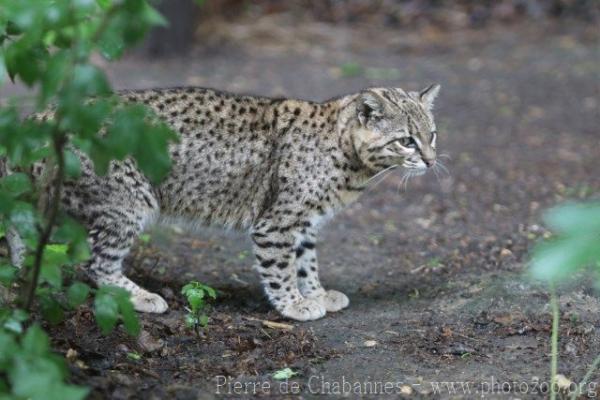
[272,368,298,381]
[127,351,142,361]
[181,281,216,336]
[427,257,443,269]
[139,233,152,244]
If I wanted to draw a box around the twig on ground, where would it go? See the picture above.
[243,316,294,330]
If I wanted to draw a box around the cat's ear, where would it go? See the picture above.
[356,92,383,126]
[419,84,441,109]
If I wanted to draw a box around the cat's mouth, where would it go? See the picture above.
[401,158,429,172]
[382,140,427,172]
[405,167,427,175]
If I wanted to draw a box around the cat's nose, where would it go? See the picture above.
[424,158,436,168]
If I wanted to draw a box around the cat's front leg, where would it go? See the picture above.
[251,219,326,321]
[295,229,349,312]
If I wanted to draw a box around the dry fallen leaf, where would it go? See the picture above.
[66,348,78,362]
[493,313,513,326]
[137,330,164,353]
[441,326,453,337]
[555,374,573,390]
[399,385,413,395]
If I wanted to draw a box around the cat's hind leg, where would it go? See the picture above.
[85,208,168,313]
[86,198,169,313]
[61,161,168,314]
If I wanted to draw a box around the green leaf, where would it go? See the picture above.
[8,202,37,240]
[0,53,7,87]
[133,122,176,183]
[127,351,141,361]
[40,50,70,104]
[60,97,112,138]
[181,283,194,295]
[71,64,111,97]
[96,0,113,10]
[47,384,89,400]
[1,309,28,335]
[0,264,16,286]
[41,247,67,288]
[4,43,48,86]
[203,285,217,299]
[0,173,31,198]
[544,202,600,234]
[530,235,599,282]
[187,291,204,311]
[64,149,82,179]
[39,294,65,324]
[198,314,208,327]
[0,330,18,365]
[21,325,49,356]
[114,290,140,336]
[67,282,90,308]
[141,3,168,27]
[98,22,125,60]
[94,288,119,334]
[181,281,216,311]
[46,244,68,255]
[9,353,88,400]
[53,218,90,264]
[272,368,298,380]
[184,314,197,328]
[530,201,600,284]
[94,286,140,335]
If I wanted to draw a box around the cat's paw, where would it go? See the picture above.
[131,290,169,313]
[312,290,349,312]
[279,298,326,321]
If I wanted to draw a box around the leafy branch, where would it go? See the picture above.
[24,132,66,312]
[0,0,179,398]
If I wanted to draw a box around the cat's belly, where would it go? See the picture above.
[157,170,271,229]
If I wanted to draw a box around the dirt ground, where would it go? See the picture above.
[7,17,600,399]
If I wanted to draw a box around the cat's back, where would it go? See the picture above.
[122,87,282,228]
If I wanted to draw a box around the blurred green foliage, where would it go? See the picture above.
[529,201,600,400]
[0,0,177,398]
[530,202,600,283]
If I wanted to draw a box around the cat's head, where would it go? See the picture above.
[347,85,440,173]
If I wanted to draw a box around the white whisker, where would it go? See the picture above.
[436,160,451,178]
[432,164,441,182]
[396,172,408,195]
[365,165,398,185]
[404,171,414,191]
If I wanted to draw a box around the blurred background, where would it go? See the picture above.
[1,1,599,397]
[114,0,600,97]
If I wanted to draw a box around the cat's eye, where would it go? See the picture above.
[399,136,417,149]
